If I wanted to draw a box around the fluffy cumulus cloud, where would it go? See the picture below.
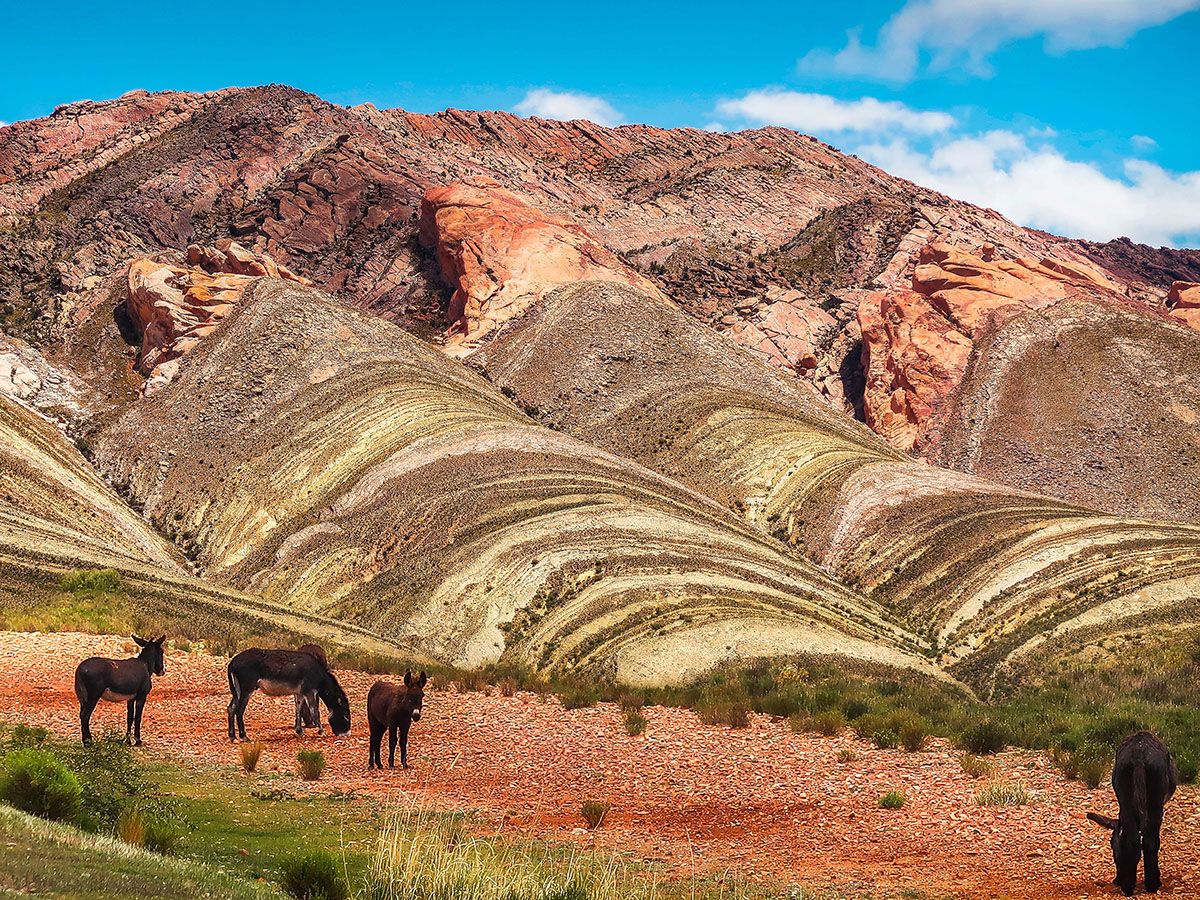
[855,131,1200,246]
[716,90,955,135]
[514,89,623,126]
[801,0,1200,80]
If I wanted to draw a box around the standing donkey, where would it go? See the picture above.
[295,644,328,731]
[227,647,351,741]
[1088,731,1179,896]
[367,671,427,769]
[74,634,166,746]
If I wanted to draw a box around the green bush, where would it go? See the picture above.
[879,790,906,809]
[65,732,147,829]
[810,710,846,736]
[297,750,326,781]
[0,748,82,823]
[280,849,349,900]
[872,728,899,750]
[695,699,750,728]
[622,707,647,736]
[1055,742,1110,788]
[957,719,1009,755]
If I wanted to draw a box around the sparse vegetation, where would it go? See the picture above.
[956,719,1009,756]
[59,568,123,594]
[974,780,1031,807]
[837,748,857,763]
[297,749,326,781]
[581,799,610,829]
[116,802,184,854]
[872,729,899,750]
[879,791,906,809]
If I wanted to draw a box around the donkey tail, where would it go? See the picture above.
[1132,758,1150,832]
[227,663,241,701]
[73,666,86,704]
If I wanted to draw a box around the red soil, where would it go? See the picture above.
[1,632,1196,899]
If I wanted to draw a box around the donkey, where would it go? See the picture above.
[74,635,166,746]
[295,644,328,731]
[226,648,351,742]
[1088,731,1179,896]
[367,670,427,770]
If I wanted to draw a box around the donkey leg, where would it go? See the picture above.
[80,696,98,746]
[368,721,383,769]
[309,692,323,734]
[125,700,135,742]
[132,695,146,746]
[399,719,411,769]
[387,725,398,768]
[1145,807,1165,892]
[293,695,304,736]
[234,690,253,741]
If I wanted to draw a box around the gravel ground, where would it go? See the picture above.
[1,631,1196,899]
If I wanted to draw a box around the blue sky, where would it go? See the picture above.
[2,1,1198,245]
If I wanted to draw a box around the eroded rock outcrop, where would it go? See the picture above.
[1168,281,1200,329]
[859,241,1131,451]
[419,177,667,353]
[126,241,309,393]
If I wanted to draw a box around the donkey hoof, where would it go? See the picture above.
[134,740,143,747]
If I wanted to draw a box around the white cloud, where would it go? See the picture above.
[854,131,1200,246]
[716,90,955,135]
[702,121,727,132]
[1132,134,1159,151]
[514,89,623,127]
[801,0,1200,80]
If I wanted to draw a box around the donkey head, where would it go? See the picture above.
[1088,812,1139,896]
[133,634,166,676]
[403,670,428,721]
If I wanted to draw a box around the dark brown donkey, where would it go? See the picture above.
[295,644,327,730]
[74,635,166,746]
[367,671,426,769]
[1088,731,1179,896]
[227,647,351,741]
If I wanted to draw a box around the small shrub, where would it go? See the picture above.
[0,748,82,823]
[497,677,517,698]
[297,749,326,781]
[115,803,184,854]
[879,790,906,809]
[240,741,265,773]
[59,568,122,594]
[900,720,929,752]
[696,700,750,729]
[842,696,871,721]
[1055,742,1110,788]
[974,780,1031,807]
[557,684,600,710]
[279,849,349,900]
[581,799,610,829]
[958,753,994,779]
[872,728,899,750]
[810,711,846,736]
[623,707,647,736]
[957,719,1009,755]
[837,748,857,763]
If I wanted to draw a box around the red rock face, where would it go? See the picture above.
[125,241,308,394]
[419,177,668,352]
[859,241,1140,452]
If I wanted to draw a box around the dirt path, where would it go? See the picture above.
[1,632,1196,899]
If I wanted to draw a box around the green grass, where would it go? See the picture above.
[0,802,278,899]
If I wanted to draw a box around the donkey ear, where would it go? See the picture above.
[404,670,413,687]
[132,634,147,647]
[155,635,166,644]
[418,671,428,687]
[1087,812,1119,830]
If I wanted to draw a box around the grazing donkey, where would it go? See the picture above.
[226,648,351,742]
[367,670,427,770]
[74,634,166,746]
[1088,731,1179,896]
[295,644,328,730]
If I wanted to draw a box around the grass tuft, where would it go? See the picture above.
[239,742,265,774]
[580,800,610,829]
[297,750,326,781]
[974,780,1031,807]
[280,848,349,900]
[879,791,906,810]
